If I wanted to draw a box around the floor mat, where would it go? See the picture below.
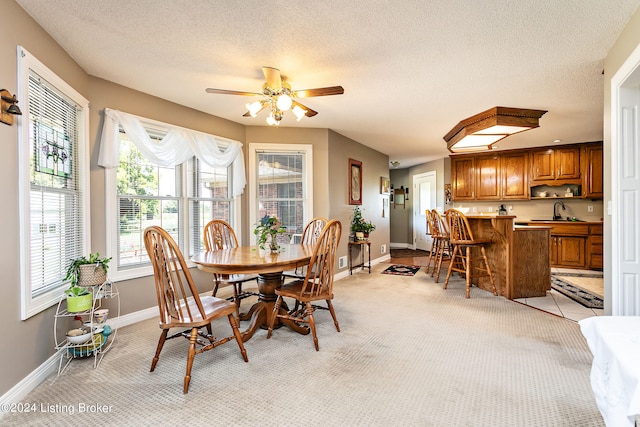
[551,274,604,309]
[382,265,422,276]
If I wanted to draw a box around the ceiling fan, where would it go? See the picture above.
[206,66,344,126]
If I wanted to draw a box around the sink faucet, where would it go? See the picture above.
[553,201,566,220]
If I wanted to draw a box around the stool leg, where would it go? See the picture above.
[465,246,472,298]
[443,245,458,289]
[480,246,498,296]
[426,238,437,275]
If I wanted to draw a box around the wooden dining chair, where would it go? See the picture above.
[283,217,328,280]
[143,226,248,394]
[443,209,497,298]
[266,219,342,351]
[203,219,258,319]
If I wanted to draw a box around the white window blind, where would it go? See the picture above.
[19,46,90,319]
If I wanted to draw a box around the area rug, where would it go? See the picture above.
[382,264,421,276]
[551,274,604,309]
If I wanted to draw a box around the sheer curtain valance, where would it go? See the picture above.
[98,108,246,197]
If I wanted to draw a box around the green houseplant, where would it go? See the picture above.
[351,206,376,240]
[254,214,288,252]
[64,253,111,312]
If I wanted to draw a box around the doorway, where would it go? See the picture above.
[412,171,436,251]
[611,43,640,315]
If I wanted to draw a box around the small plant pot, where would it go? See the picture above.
[67,293,92,313]
[77,265,107,287]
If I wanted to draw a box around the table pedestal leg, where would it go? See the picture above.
[240,272,310,342]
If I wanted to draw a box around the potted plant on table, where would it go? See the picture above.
[254,214,288,252]
[351,206,375,240]
[64,253,111,312]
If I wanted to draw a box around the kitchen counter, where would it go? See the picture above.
[463,215,550,299]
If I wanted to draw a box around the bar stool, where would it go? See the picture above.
[443,209,497,298]
[431,209,451,283]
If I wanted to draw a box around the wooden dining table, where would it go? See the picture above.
[191,244,315,342]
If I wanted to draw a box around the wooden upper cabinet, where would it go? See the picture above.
[475,155,500,200]
[501,152,529,199]
[530,146,581,183]
[451,157,475,200]
[583,143,603,198]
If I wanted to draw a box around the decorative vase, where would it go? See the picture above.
[269,242,279,253]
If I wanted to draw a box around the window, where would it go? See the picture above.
[18,47,91,319]
[106,126,238,281]
[248,144,313,244]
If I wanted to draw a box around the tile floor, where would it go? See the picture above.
[513,267,604,322]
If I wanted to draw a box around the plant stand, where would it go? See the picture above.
[53,281,120,375]
[348,240,371,275]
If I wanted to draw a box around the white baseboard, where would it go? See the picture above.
[0,305,159,419]
[390,242,409,249]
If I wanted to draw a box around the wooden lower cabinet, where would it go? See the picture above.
[552,236,586,268]
[521,221,602,270]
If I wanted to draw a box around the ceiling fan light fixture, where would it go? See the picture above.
[444,106,547,153]
[292,105,306,121]
[266,112,280,126]
[246,101,263,117]
[276,94,292,111]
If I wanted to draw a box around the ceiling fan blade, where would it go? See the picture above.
[294,86,344,98]
[262,66,282,91]
[292,100,318,117]
[206,88,261,96]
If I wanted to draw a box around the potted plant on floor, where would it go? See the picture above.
[64,253,111,312]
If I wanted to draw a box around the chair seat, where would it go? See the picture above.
[161,296,237,328]
[276,280,333,302]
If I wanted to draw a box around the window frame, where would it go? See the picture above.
[104,121,241,282]
[17,46,91,320]
[248,143,313,245]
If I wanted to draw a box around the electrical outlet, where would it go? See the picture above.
[488,207,493,212]
[381,244,386,254]
[508,205,513,212]
[339,256,347,269]
[472,206,477,212]
[588,205,594,212]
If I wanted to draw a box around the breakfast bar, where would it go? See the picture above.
[464,215,551,299]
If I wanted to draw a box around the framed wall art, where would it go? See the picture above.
[349,158,362,205]
[380,176,390,194]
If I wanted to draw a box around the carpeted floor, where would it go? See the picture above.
[1,265,604,426]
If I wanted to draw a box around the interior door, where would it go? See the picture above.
[413,172,436,251]
[613,66,640,315]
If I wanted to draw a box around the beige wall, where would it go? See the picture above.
[327,130,390,267]
[603,6,640,314]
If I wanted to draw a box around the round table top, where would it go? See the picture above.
[191,244,314,275]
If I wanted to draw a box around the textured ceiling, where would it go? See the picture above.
[15,0,640,167]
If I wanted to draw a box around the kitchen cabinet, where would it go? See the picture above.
[451,151,529,201]
[552,236,587,268]
[501,152,529,199]
[451,157,475,200]
[475,155,500,200]
[530,146,581,183]
[583,143,603,199]
[519,221,601,270]
[588,224,603,270]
